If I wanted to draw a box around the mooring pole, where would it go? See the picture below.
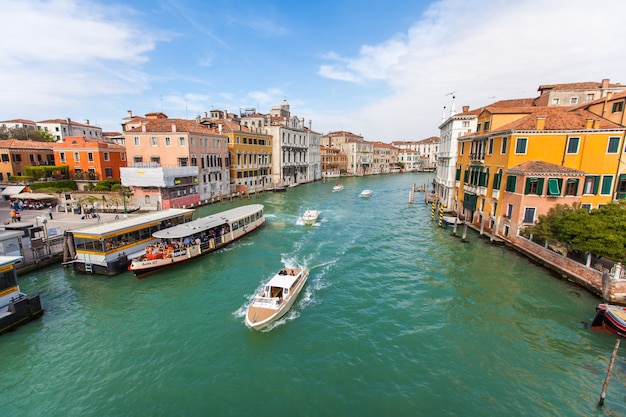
[599,339,620,406]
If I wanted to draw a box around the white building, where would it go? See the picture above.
[37,118,103,142]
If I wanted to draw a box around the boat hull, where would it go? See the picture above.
[592,304,626,337]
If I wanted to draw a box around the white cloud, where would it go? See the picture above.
[0,0,161,115]
[317,0,626,140]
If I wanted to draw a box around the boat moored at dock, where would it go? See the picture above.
[592,303,626,337]
[128,204,265,277]
[0,256,43,335]
[64,209,194,276]
[245,266,308,330]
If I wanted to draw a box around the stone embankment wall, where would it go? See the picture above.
[508,236,626,304]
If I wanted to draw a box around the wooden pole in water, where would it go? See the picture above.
[599,339,620,406]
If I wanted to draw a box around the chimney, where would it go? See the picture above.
[585,118,594,129]
[141,122,146,132]
[85,119,90,125]
[172,123,177,132]
[308,120,312,130]
[127,110,133,117]
[593,120,600,129]
[218,124,223,135]
[535,116,546,130]
[462,105,469,112]
[204,112,208,118]
[601,78,610,89]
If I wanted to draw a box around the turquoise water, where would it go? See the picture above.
[3,173,624,416]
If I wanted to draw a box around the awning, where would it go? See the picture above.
[1,185,25,196]
[10,192,57,201]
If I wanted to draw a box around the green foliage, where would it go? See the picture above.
[95,180,121,191]
[24,165,69,180]
[111,183,122,192]
[528,202,626,261]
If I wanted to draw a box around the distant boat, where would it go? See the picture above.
[332,184,344,192]
[302,210,320,225]
[245,266,309,330]
[592,303,626,337]
[360,189,373,198]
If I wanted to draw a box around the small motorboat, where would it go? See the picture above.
[592,303,626,337]
[245,267,309,330]
[301,210,320,225]
[332,184,344,192]
[360,189,373,198]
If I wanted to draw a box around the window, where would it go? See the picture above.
[488,138,494,155]
[524,178,544,195]
[121,153,126,161]
[104,152,110,161]
[151,137,158,146]
[547,178,562,196]
[134,137,139,146]
[105,167,113,178]
[59,152,65,162]
[581,203,592,211]
[476,123,481,132]
[73,152,80,162]
[460,142,465,155]
[179,137,185,146]
[29,155,35,163]
[455,166,461,181]
[13,154,21,162]
[583,175,600,194]
[523,207,536,223]
[493,169,503,190]
[165,137,171,146]
[501,137,508,154]
[566,137,580,154]
[462,121,470,128]
[506,203,513,218]
[505,175,517,192]
[178,157,188,167]
[0,154,8,162]
[552,98,560,105]
[586,94,595,101]
[612,101,624,113]
[133,156,142,164]
[515,138,527,154]
[607,137,620,153]
[570,97,578,104]
[601,175,613,195]
[88,152,94,162]
[151,157,161,165]
[565,178,579,196]
[483,121,490,131]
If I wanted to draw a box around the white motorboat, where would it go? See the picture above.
[301,210,320,225]
[245,267,309,330]
[360,189,373,198]
[332,183,344,192]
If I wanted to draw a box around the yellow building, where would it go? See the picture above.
[455,106,626,239]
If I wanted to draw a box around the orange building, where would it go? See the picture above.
[0,139,55,183]
[53,136,127,181]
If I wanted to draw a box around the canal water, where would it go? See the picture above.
[2,173,624,416]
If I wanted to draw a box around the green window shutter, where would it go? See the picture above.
[593,175,600,194]
[455,167,461,181]
[479,172,487,186]
[464,170,469,182]
[524,178,531,194]
[506,175,517,192]
[601,175,613,195]
[547,178,561,196]
[537,178,545,195]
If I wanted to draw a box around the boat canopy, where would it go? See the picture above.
[152,204,263,239]
[266,273,301,289]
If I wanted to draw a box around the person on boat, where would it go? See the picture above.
[279,268,287,275]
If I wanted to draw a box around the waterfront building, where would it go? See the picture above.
[199,111,273,194]
[121,112,231,207]
[320,145,347,177]
[392,137,440,171]
[371,142,399,174]
[36,118,103,142]
[321,131,363,148]
[454,105,626,240]
[397,149,421,172]
[53,136,126,183]
[344,137,373,176]
[266,100,321,186]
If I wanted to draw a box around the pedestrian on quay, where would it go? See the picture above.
[48,207,53,220]
[9,209,15,223]
[15,211,21,222]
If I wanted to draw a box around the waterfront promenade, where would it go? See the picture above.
[0,204,130,273]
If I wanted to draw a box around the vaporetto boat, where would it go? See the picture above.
[128,204,265,277]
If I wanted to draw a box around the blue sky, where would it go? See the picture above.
[2,0,626,142]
